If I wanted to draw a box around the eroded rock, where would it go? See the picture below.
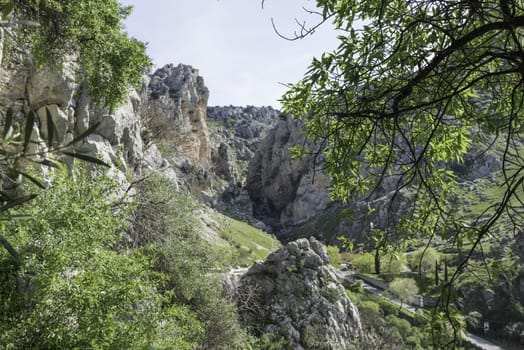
[237,237,361,350]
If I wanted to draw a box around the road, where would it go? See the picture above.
[340,273,506,350]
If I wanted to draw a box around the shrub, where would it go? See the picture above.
[0,166,203,349]
[359,300,382,328]
[326,245,342,268]
[386,314,412,339]
[351,252,375,273]
[131,173,250,349]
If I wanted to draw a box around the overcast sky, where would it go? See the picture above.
[119,0,340,108]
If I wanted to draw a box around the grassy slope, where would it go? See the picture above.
[201,209,280,267]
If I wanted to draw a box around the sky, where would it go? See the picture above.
[119,0,340,108]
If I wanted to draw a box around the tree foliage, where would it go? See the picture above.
[280,0,524,343]
[0,107,108,261]
[8,0,150,109]
[131,173,252,350]
[410,247,440,275]
[0,166,203,349]
[390,277,419,308]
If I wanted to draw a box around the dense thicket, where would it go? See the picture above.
[0,167,203,349]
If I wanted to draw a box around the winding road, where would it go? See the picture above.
[341,273,505,350]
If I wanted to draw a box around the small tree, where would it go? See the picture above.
[411,247,440,277]
[390,278,419,309]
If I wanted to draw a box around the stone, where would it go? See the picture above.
[27,60,78,109]
[146,63,211,170]
[237,237,361,350]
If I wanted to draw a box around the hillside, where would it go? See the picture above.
[0,2,522,348]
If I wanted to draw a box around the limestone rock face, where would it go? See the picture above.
[0,50,176,191]
[237,237,361,350]
[207,105,280,184]
[246,116,331,233]
[146,64,211,170]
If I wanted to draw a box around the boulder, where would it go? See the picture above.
[237,237,361,350]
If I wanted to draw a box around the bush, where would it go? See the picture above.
[351,252,375,273]
[377,299,400,317]
[131,173,250,349]
[358,300,383,330]
[326,245,342,268]
[386,314,412,339]
[0,166,203,349]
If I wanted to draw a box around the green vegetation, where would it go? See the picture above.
[409,247,440,276]
[214,213,280,266]
[0,166,267,349]
[346,281,429,349]
[390,278,419,309]
[282,0,524,343]
[0,167,203,349]
[131,173,255,349]
[326,245,342,268]
[0,107,109,265]
[8,0,150,109]
[350,252,375,274]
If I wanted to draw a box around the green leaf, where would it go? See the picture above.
[0,194,37,212]
[45,107,56,148]
[3,107,13,139]
[0,0,13,19]
[18,171,47,189]
[0,233,20,264]
[63,151,110,167]
[23,111,36,153]
[65,121,101,147]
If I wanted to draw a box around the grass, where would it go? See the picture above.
[213,213,280,266]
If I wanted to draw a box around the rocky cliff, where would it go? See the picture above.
[207,105,279,183]
[205,105,280,214]
[236,237,362,349]
[245,114,510,244]
[0,47,174,192]
[246,116,332,234]
[146,63,211,168]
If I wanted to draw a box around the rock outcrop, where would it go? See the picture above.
[245,114,508,244]
[246,116,332,235]
[237,237,361,350]
[145,64,212,184]
[0,51,173,186]
[207,105,280,183]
